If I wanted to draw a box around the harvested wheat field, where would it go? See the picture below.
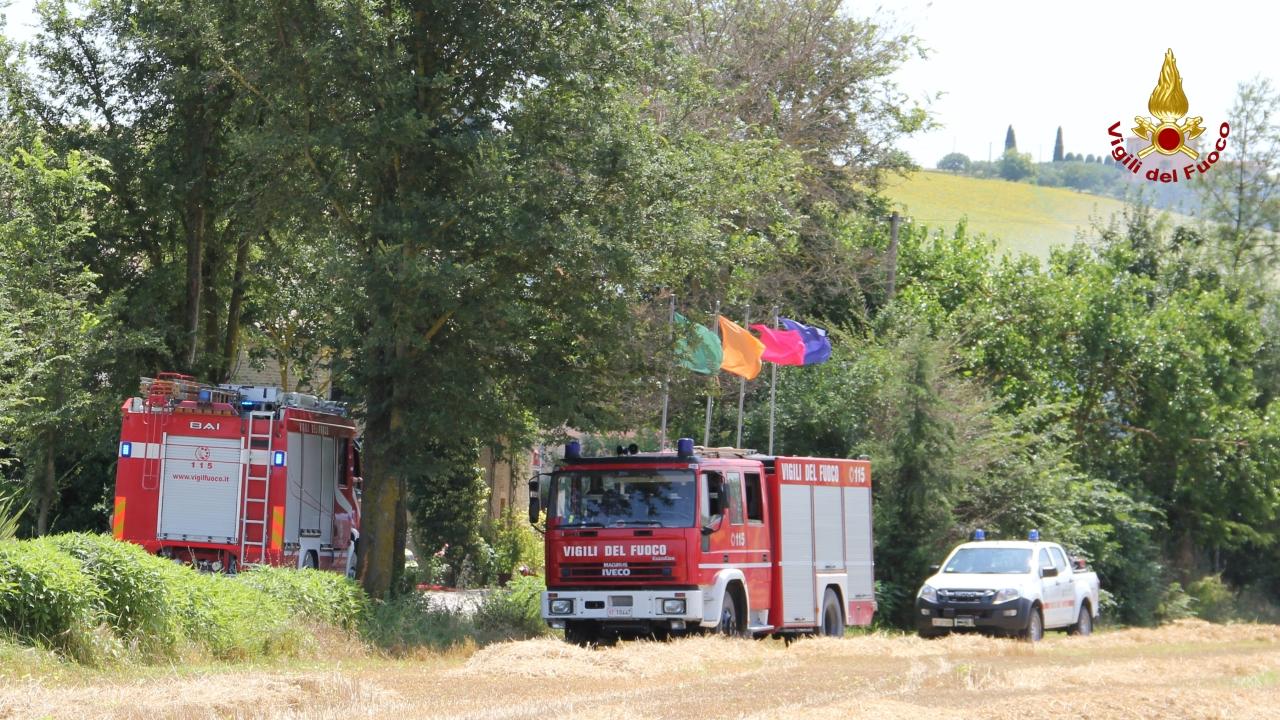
[3,620,1278,720]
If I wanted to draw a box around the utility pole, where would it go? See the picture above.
[886,212,901,301]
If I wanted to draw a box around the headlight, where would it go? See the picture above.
[549,599,574,615]
[918,584,937,603]
[661,599,686,615]
[993,588,1021,604]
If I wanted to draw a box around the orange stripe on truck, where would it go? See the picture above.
[112,497,126,539]
[270,505,284,551]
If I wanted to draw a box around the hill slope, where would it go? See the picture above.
[884,170,1192,257]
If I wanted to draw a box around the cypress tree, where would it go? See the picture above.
[1053,126,1064,162]
[1004,125,1017,152]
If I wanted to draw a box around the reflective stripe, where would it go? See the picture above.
[269,505,284,550]
[112,497,126,539]
[698,562,771,569]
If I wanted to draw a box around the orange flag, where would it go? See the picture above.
[718,315,766,380]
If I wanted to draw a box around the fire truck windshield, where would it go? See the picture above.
[550,470,695,528]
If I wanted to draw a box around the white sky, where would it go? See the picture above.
[4,1,1277,168]
[876,0,1280,165]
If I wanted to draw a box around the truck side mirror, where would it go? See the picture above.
[1040,566,1059,578]
[527,479,541,525]
[928,564,940,574]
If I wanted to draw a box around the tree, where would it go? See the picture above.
[998,149,1034,181]
[0,139,115,534]
[937,152,971,172]
[1053,126,1064,162]
[1004,124,1017,152]
[1196,77,1280,275]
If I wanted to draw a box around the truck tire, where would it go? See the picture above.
[1021,605,1044,642]
[717,590,743,637]
[820,588,845,637]
[564,621,600,646]
[1068,603,1093,636]
[302,550,318,570]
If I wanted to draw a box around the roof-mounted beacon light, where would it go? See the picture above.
[628,443,639,455]
[197,388,212,404]
[565,440,582,460]
[973,528,985,541]
[1028,529,1040,542]
[677,437,694,458]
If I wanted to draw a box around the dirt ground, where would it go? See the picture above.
[2,620,1278,719]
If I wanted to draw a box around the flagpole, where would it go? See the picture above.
[659,294,675,450]
[735,305,750,448]
[704,300,719,447]
[768,305,778,455]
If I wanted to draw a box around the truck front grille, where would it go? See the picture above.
[560,561,676,581]
[937,589,995,603]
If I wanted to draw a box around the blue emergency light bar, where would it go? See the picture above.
[973,528,985,541]
[197,388,213,404]
[1029,529,1040,541]
[119,441,132,458]
[273,451,286,467]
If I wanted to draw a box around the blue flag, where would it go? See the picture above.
[779,317,831,365]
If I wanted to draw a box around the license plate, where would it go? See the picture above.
[607,607,632,617]
[955,616,975,627]
[931,618,954,627]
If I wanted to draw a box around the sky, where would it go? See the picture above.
[3,1,1276,168]
[876,0,1280,165]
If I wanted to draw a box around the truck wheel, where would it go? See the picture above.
[820,588,845,637]
[302,550,318,570]
[226,555,238,576]
[1021,605,1044,642]
[564,621,600,646]
[717,591,742,637]
[1069,604,1093,636]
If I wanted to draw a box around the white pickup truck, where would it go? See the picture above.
[914,535,1100,641]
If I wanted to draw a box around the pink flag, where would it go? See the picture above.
[750,324,805,366]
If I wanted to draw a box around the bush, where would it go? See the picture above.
[49,533,180,653]
[1155,581,1195,623]
[239,566,369,629]
[362,593,474,653]
[1187,574,1236,623]
[473,575,547,642]
[0,538,103,660]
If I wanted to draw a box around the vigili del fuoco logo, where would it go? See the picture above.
[1107,49,1229,184]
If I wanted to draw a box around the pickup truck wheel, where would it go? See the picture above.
[1022,606,1044,642]
[1069,605,1093,636]
[820,588,845,637]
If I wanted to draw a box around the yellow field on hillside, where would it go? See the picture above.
[4,620,1278,719]
[884,170,1191,257]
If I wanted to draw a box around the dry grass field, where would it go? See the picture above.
[2,620,1278,719]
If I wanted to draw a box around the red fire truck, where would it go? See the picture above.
[530,438,874,643]
[112,373,361,574]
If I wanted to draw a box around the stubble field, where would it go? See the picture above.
[2,620,1277,719]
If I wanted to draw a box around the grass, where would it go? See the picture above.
[884,170,1194,257]
[4,620,1278,719]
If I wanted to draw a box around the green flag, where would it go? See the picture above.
[675,312,722,375]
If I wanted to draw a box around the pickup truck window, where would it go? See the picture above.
[1049,546,1069,572]
[944,548,1031,574]
[1039,548,1054,572]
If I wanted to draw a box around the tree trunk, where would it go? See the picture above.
[221,233,252,382]
[357,339,398,599]
[184,201,204,371]
[35,439,55,536]
[201,229,222,372]
[392,474,408,591]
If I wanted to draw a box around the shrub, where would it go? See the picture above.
[49,533,180,652]
[473,575,547,642]
[0,538,103,660]
[160,566,298,661]
[362,593,474,653]
[239,566,369,629]
[1187,574,1236,623]
[1155,581,1195,623]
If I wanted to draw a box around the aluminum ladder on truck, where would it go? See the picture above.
[239,411,276,569]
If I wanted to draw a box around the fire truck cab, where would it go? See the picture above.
[532,438,874,643]
[112,373,362,574]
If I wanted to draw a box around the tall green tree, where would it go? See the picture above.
[1053,126,1064,162]
[1004,124,1017,152]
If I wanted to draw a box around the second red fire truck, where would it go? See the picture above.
[531,438,874,643]
[112,373,362,575]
